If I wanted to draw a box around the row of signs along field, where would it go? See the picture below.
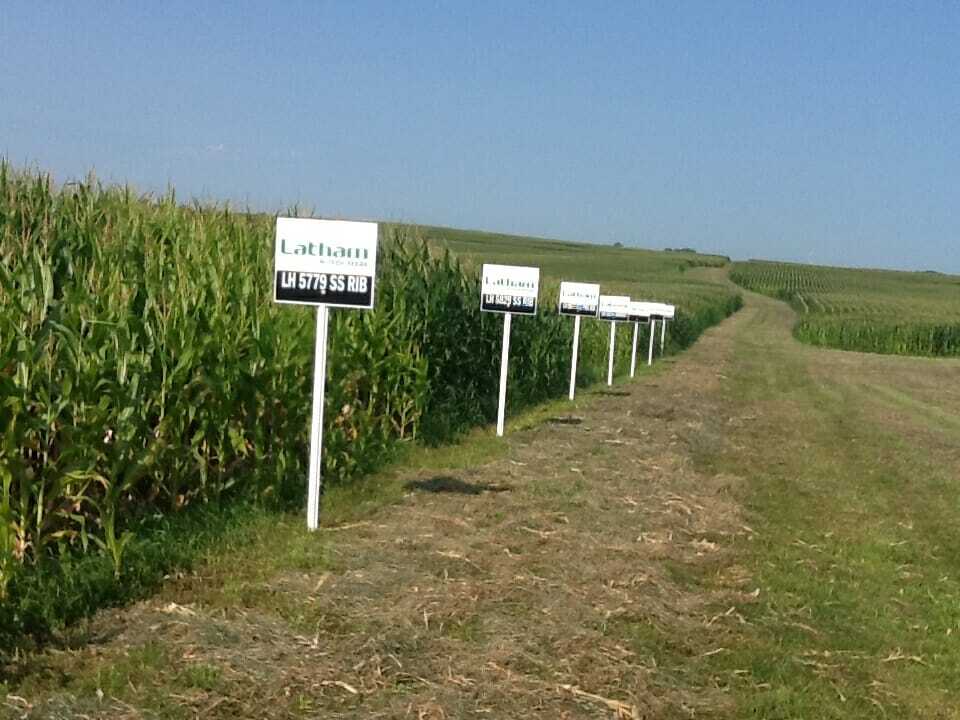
[274,218,675,529]
[483,267,675,431]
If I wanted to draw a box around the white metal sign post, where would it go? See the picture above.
[628,301,651,377]
[656,304,675,354]
[608,322,616,385]
[647,303,675,363]
[497,313,512,436]
[648,318,657,366]
[570,315,581,399]
[480,264,540,436]
[598,295,631,386]
[307,307,329,530]
[274,217,379,531]
[558,281,600,400]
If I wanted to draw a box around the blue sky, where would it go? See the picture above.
[2,2,958,272]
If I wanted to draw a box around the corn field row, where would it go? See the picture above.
[731,261,960,357]
[0,165,741,635]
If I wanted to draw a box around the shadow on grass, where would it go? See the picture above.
[594,390,631,397]
[546,416,584,425]
[404,476,510,495]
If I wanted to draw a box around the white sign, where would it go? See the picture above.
[558,281,600,317]
[274,218,378,308]
[598,295,631,322]
[645,302,675,320]
[628,301,652,324]
[272,217,379,531]
[480,264,540,315]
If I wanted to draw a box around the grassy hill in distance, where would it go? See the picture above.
[386,222,736,318]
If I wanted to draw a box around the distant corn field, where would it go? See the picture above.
[731,261,960,357]
[0,163,741,601]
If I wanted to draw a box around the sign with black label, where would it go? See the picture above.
[631,301,672,321]
[480,264,540,315]
[598,295,631,321]
[559,281,600,317]
[628,301,651,324]
[274,218,378,308]
[657,303,676,320]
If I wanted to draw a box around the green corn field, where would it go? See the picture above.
[0,163,741,638]
[731,260,960,357]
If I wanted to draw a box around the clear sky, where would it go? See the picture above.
[2,2,958,273]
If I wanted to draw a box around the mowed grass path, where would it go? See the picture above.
[5,274,960,718]
[703,285,960,717]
